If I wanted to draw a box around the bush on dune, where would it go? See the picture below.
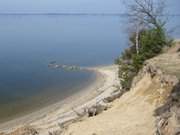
[116,27,172,90]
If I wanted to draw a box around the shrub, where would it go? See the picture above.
[116,27,172,90]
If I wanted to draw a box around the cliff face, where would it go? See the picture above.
[133,41,180,135]
[155,82,180,135]
[63,43,180,135]
[150,42,180,135]
[136,61,180,135]
[63,42,180,135]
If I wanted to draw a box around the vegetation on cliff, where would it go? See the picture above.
[115,0,173,90]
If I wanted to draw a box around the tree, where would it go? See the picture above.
[128,0,167,54]
[116,0,171,90]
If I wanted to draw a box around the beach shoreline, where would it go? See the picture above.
[0,65,119,134]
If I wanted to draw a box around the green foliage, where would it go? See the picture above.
[139,28,166,57]
[118,62,137,90]
[116,27,172,90]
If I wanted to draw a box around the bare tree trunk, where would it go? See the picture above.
[135,26,139,54]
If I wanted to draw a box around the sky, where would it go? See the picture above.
[0,0,179,14]
[0,0,125,13]
[166,0,180,15]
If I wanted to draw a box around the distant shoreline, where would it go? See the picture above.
[0,65,119,134]
[0,13,127,16]
[0,13,179,16]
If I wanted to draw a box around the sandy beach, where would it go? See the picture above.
[0,65,119,134]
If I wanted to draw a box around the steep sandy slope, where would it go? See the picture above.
[65,74,157,135]
[65,72,178,135]
[64,42,180,135]
[150,41,180,135]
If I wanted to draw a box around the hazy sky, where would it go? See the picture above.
[0,0,125,13]
[0,0,179,14]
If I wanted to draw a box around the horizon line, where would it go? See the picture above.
[0,12,179,16]
[0,12,127,16]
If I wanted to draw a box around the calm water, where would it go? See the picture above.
[0,14,179,122]
[0,15,128,122]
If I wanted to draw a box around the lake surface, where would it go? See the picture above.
[0,14,179,122]
[0,14,128,122]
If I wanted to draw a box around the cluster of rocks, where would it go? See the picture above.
[48,62,81,71]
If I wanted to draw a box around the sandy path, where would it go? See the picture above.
[65,73,157,135]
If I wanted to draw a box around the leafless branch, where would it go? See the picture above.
[127,0,167,54]
[129,0,166,29]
